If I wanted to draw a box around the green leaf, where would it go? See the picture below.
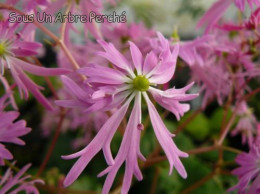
[181,112,210,141]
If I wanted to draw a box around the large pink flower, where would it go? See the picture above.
[57,32,198,193]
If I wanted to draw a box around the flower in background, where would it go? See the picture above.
[0,94,31,166]
[229,141,260,193]
[0,75,17,110]
[57,32,198,193]
[231,102,257,147]
[5,0,49,11]
[179,35,232,108]
[0,163,44,193]
[41,88,108,150]
[43,0,117,40]
[0,21,71,110]
[101,22,156,53]
[197,0,260,33]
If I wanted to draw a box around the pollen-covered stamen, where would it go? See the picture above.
[132,75,150,92]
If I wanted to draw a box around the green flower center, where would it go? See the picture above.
[133,75,150,92]
[0,43,7,57]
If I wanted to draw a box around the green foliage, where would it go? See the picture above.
[181,112,210,141]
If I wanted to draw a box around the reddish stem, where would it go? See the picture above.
[37,109,66,176]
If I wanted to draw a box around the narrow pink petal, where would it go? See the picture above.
[197,0,232,33]
[16,68,53,110]
[97,40,134,76]
[12,58,71,76]
[129,41,143,74]
[101,93,142,194]
[144,93,188,178]
[78,64,128,84]
[62,98,133,187]
[143,51,158,75]
[60,76,89,101]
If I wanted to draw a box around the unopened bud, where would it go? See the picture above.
[137,123,144,131]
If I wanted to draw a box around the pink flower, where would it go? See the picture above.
[0,75,17,110]
[179,35,232,108]
[41,88,108,149]
[101,22,155,52]
[0,94,31,166]
[244,7,260,29]
[5,0,49,11]
[57,32,198,193]
[197,0,260,33]
[43,0,116,40]
[231,102,257,147]
[229,141,260,193]
[0,163,44,193]
[234,0,260,11]
[0,21,71,110]
[219,7,260,31]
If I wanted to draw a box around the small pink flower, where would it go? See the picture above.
[0,94,31,166]
[179,35,232,108]
[57,32,198,193]
[0,162,44,194]
[229,141,260,193]
[231,102,257,147]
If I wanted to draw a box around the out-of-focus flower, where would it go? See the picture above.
[179,35,232,108]
[0,75,17,110]
[197,0,260,33]
[0,94,31,165]
[229,141,260,193]
[57,32,198,193]
[0,163,44,193]
[102,22,155,53]
[243,6,260,29]
[0,21,71,110]
[231,102,257,147]
[5,0,49,12]
[219,6,260,31]
[41,88,108,149]
[44,0,117,40]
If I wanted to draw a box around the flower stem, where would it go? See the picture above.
[181,171,216,193]
[37,109,66,176]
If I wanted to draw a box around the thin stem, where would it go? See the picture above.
[143,144,241,168]
[143,145,216,168]
[150,167,160,193]
[60,0,72,42]
[37,109,66,176]
[217,111,237,146]
[241,87,260,102]
[181,171,216,194]
[221,145,242,154]
[217,86,260,145]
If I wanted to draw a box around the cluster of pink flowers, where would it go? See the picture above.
[0,0,259,193]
